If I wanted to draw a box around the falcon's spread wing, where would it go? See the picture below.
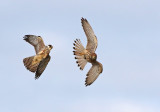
[24,35,45,54]
[81,18,98,53]
[35,55,51,79]
[85,61,103,86]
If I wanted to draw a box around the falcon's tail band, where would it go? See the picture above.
[23,56,39,73]
[73,39,87,70]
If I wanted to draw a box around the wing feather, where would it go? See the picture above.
[81,18,98,53]
[85,61,103,86]
[35,55,51,79]
[23,35,45,54]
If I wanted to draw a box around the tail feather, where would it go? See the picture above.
[73,39,87,70]
[23,56,39,72]
[77,58,87,70]
[73,39,85,52]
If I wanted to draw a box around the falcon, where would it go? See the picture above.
[23,35,53,79]
[73,18,103,86]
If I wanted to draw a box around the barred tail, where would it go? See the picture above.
[73,39,87,70]
[23,56,39,72]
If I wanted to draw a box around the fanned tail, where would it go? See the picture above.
[73,39,87,70]
[23,56,39,72]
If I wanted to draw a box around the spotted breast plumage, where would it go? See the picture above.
[73,18,103,86]
[23,35,53,79]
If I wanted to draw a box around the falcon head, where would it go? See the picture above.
[91,53,97,61]
[48,45,53,50]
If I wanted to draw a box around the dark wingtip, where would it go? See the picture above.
[73,47,75,50]
[81,17,87,22]
[35,76,40,80]
[85,82,90,87]
[85,83,88,87]
[85,78,91,86]
[35,72,40,80]
[23,35,29,41]
[23,35,27,40]
[81,17,85,21]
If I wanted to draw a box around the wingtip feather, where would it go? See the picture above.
[81,17,88,23]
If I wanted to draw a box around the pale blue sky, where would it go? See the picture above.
[0,0,160,112]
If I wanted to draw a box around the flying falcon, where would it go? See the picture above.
[23,35,53,79]
[73,18,103,86]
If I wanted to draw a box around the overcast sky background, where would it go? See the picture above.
[0,0,160,112]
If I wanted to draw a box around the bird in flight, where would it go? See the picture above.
[23,35,53,79]
[73,18,103,86]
